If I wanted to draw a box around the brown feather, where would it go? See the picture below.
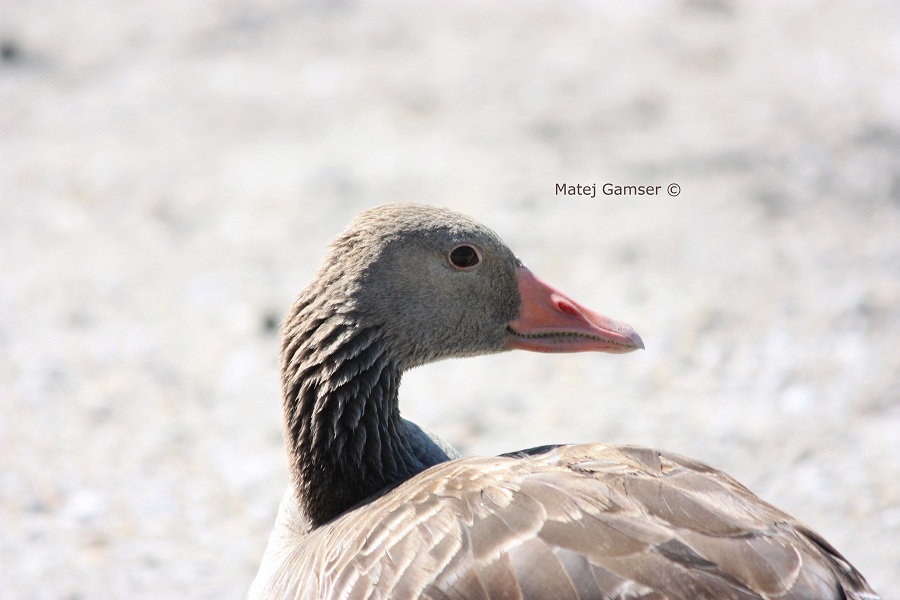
[250,445,879,599]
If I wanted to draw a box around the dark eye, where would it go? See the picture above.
[449,244,481,270]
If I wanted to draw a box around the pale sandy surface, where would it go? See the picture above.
[2,1,899,598]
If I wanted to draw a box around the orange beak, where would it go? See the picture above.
[505,267,644,354]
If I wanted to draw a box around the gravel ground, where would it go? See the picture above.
[2,1,899,598]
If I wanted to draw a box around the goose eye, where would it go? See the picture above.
[449,244,481,270]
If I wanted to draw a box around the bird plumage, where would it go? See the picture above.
[248,203,878,599]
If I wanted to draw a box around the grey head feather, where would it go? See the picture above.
[314,203,522,369]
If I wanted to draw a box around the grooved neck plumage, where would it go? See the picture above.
[280,302,447,528]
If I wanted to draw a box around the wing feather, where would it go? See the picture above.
[248,444,880,600]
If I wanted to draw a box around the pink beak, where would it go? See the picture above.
[505,267,644,354]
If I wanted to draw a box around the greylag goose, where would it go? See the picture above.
[248,203,879,600]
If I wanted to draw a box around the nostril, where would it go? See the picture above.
[552,294,580,318]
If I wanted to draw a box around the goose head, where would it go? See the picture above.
[306,203,643,371]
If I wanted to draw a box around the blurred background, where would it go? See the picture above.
[2,0,899,597]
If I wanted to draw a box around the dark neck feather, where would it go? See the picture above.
[281,301,448,528]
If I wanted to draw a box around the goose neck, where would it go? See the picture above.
[281,314,439,527]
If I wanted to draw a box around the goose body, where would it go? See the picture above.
[249,204,878,600]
